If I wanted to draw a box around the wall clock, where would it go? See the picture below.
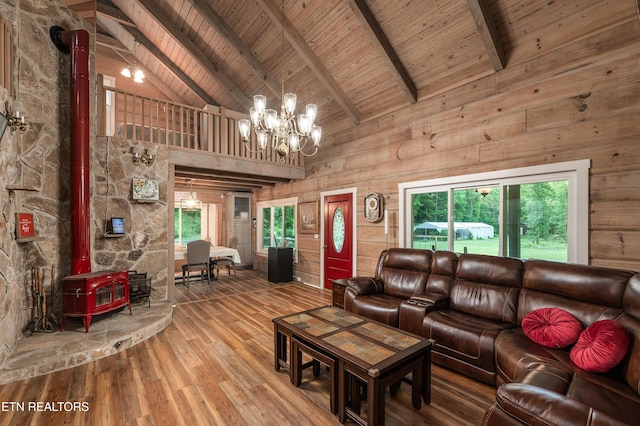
[364,192,384,223]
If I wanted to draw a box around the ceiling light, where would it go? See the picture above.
[133,68,145,83]
[121,40,144,83]
[476,188,492,197]
[180,180,202,210]
[237,0,321,160]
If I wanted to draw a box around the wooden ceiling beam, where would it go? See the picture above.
[188,0,281,101]
[97,2,217,105]
[64,1,96,20]
[256,0,361,125]
[176,171,278,189]
[174,166,286,190]
[134,0,251,110]
[177,171,282,186]
[96,1,136,28]
[347,0,417,103]
[124,25,219,106]
[96,32,129,53]
[96,7,218,106]
[110,47,188,104]
[466,0,506,71]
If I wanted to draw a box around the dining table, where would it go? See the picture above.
[174,245,242,264]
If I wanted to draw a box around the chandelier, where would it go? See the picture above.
[121,40,145,83]
[180,179,202,210]
[237,1,321,160]
[121,65,145,83]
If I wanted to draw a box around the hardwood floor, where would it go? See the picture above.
[0,269,495,425]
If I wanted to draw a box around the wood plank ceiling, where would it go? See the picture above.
[60,0,621,191]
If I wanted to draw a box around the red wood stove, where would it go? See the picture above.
[61,270,131,333]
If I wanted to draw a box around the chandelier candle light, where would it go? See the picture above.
[237,1,321,160]
[238,95,321,159]
[121,40,145,83]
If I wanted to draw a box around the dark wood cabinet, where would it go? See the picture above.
[331,279,348,309]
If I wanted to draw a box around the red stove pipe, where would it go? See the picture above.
[51,27,91,275]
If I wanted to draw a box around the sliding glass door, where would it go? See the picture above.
[400,161,588,263]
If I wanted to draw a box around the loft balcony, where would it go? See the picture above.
[96,76,306,184]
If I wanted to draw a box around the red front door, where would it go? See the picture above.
[323,193,353,290]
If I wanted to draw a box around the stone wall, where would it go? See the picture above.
[0,1,169,369]
[93,136,169,301]
[0,0,92,369]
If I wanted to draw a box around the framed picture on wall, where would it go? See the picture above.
[298,201,318,234]
[132,178,159,201]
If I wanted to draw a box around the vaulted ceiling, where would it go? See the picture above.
[59,0,639,191]
[62,0,510,135]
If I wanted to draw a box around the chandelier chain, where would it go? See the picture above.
[236,0,322,160]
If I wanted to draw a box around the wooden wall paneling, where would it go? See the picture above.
[590,230,640,262]
[480,113,638,164]
[357,240,391,257]
[590,201,640,229]
[526,82,640,133]
[591,258,640,272]
[418,49,638,139]
[413,111,527,151]
[502,0,635,64]
[496,20,640,92]
[591,169,640,203]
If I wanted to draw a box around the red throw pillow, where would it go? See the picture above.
[570,320,630,373]
[522,307,583,348]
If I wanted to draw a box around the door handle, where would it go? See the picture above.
[322,245,328,249]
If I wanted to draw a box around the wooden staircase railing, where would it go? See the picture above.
[96,75,303,167]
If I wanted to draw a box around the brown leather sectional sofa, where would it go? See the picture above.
[344,248,640,425]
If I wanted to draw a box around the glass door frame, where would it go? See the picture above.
[398,160,590,263]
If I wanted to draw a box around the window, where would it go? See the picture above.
[103,75,116,136]
[174,198,217,246]
[175,207,201,245]
[256,197,298,256]
[399,160,589,263]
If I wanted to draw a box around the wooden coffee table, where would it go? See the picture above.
[273,306,432,425]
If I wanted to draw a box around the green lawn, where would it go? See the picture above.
[413,237,567,262]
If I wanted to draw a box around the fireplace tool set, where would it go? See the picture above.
[24,266,56,335]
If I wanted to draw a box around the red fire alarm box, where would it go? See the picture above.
[16,213,35,238]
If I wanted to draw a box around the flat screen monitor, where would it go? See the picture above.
[108,217,125,234]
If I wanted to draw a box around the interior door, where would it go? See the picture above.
[323,193,353,289]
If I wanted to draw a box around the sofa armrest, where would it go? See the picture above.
[398,292,449,335]
[346,277,384,295]
[489,383,628,426]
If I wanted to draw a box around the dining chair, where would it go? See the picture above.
[211,237,238,276]
[182,239,211,288]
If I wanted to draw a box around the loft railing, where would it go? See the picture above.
[96,76,303,167]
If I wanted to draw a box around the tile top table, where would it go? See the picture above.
[273,306,432,425]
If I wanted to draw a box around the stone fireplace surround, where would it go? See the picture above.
[0,1,171,382]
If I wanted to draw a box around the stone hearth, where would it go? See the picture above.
[0,301,173,385]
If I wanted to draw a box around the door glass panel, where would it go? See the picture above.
[505,181,568,262]
[273,206,283,246]
[284,205,295,249]
[452,187,499,255]
[411,191,448,250]
[174,207,201,245]
[261,207,271,248]
[333,207,345,252]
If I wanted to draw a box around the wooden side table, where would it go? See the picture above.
[331,279,348,309]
